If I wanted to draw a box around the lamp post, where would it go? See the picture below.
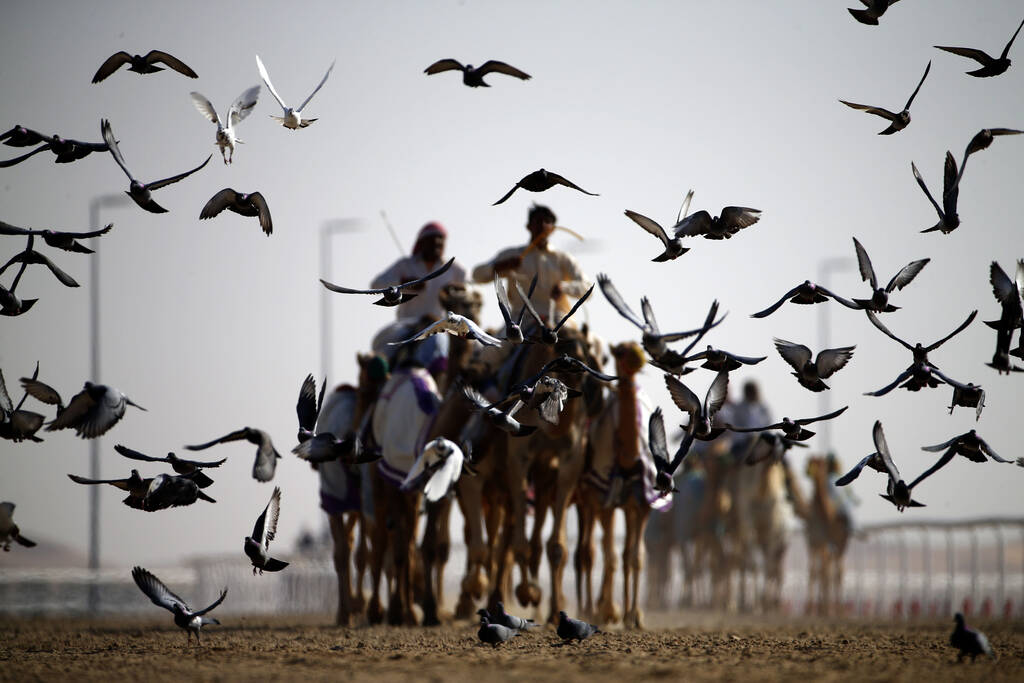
[319,219,362,382]
[816,256,855,455]
[87,193,132,610]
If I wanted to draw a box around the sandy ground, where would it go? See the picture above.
[1,614,1021,682]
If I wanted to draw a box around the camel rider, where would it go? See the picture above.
[471,203,591,326]
[370,221,467,377]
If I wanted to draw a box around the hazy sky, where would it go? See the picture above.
[2,0,1023,569]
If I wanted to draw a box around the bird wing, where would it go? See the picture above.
[546,171,598,196]
[0,221,30,236]
[424,58,465,75]
[835,454,875,486]
[704,371,730,418]
[921,435,960,452]
[866,310,913,351]
[941,150,960,215]
[319,278,381,295]
[839,100,899,121]
[815,345,856,379]
[0,144,52,168]
[553,283,593,332]
[461,384,490,411]
[296,374,319,433]
[673,210,713,237]
[933,45,993,64]
[252,487,281,546]
[1001,16,1024,58]
[872,421,901,484]
[464,318,505,347]
[903,60,931,110]
[248,192,273,236]
[33,251,80,288]
[67,473,133,490]
[492,183,520,205]
[977,436,1009,463]
[145,50,197,78]
[639,296,661,336]
[886,258,930,293]
[513,280,547,330]
[624,210,669,247]
[907,448,956,490]
[911,161,943,218]
[596,273,644,330]
[494,275,514,326]
[852,237,877,289]
[424,447,463,502]
[190,91,221,126]
[146,154,211,191]
[132,566,189,613]
[114,444,163,463]
[298,60,335,112]
[648,407,670,470]
[91,51,133,83]
[663,374,701,416]
[795,405,849,426]
[52,224,114,240]
[255,55,288,110]
[515,274,539,325]
[864,366,914,397]
[388,319,447,346]
[0,369,11,414]
[925,309,977,351]
[100,119,135,183]
[228,85,261,127]
[675,189,694,224]
[719,206,762,232]
[184,428,251,451]
[476,60,531,80]
[0,125,47,147]
[400,256,455,288]
[667,430,696,475]
[199,188,238,220]
[818,284,861,310]
[46,388,95,431]
[750,284,803,319]
[252,432,279,482]
[773,339,812,373]
[989,261,1017,304]
[19,377,63,408]
[192,587,228,617]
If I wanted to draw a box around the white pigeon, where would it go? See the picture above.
[256,55,334,130]
[401,437,466,502]
[190,85,260,164]
[388,311,504,348]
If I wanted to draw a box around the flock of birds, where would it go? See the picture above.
[0,5,1020,658]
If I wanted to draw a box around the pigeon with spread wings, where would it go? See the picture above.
[246,486,288,575]
[726,406,849,442]
[131,566,226,645]
[92,50,198,83]
[493,168,598,206]
[623,189,693,261]
[256,55,334,130]
[200,189,273,235]
[494,274,537,344]
[648,406,696,496]
[839,60,930,135]
[673,204,761,240]
[388,310,503,348]
[113,444,223,488]
[0,125,110,167]
[185,427,281,482]
[0,366,46,443]
[23,378,145,439]
[935,17,1024,77]
[750,280,859,318]
[774,339,855,392]
[321,256,454,306]
[0,219,112,254]
[424,58,531,87]
[848,0,902,25]
[190,86,260,164]
[851,237,929,311]
[873,421,924,511]
[664,371,730,441]
[101,119,211,213]
[515,281,593,345]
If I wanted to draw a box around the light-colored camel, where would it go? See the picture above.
[784,455,852,615]
[576,341,657,628]
[489,325,604,623]
[317,352,388,626]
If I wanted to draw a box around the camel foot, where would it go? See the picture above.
[335,609,352,627]
[462,570,488,599]
[515,581,541,608]
[625,609,644,630]
[367,598,384,625]
[387,598,404,626]
[454,592,477,620]
[422,598,440,627]
[598,600,621,625]
[351,592,366,614]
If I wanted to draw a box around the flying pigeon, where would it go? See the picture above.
[623,189,694,261]
[0,366,46,443]
[0,219,112,254]
[774,339,855,392]
[750,280,859,318]
[848,0,901,26]
[131,566,226,645]
[725,406,849,442]
[492,168,598,206]
[935,17,1024,77]
[851,237,929,311]
[92,50,198,83]
[321,257,454,306]
[113,444,223,488]
[388,310,504,348]
[142,473,217,512]
[200,189,273,235]
[185,427,281,482]
[0,126,110,167]
[463,385,537,437]
[190,85,260,164]
[424,59,531,87]
[872,420,924,512]
[256,55,334,130]
[515,281,593,345]
[839,60,930,135]
[401,437,470,502]
[245,486,288,574]
[664,371,730,441]
[649,406,695,496]
[0,502,36,551]
[23,379,145,439]
[673,204,761,240]
[101,118,211,213]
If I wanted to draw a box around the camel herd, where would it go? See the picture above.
[313,283,851,628]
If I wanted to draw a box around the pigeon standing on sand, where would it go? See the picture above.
[131,566,226,645]
[477,615,519,647]
[245,486,289,575]
[557,611,601,641]
[493,602,540,631]
[950,612,996,661]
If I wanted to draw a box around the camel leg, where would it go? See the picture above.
[623,503,649,629]
[366,470,391,625]
[389,491,420,626]
[420,497,450,626]
[575,492,597,619]
[544,447,584,624]
[454,473,488,618]
[597,506,619,624]
[329,513,356,626]
[521,477,550,608]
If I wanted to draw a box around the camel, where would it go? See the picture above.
[488,324,605,623]
[644,462,708,609]
[316,352,388,626]
[784,454,852,615]
[748,459,791,611]
[576,341,659,628]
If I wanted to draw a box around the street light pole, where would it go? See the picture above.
[320,219,362,382]
[817,256,856,455]
[86,193,131,610]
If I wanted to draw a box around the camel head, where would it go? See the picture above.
[355,352,390,405]
[610,341,646,378]
[439,282,482,321]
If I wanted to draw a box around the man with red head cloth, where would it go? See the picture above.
[370,221,466,320]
